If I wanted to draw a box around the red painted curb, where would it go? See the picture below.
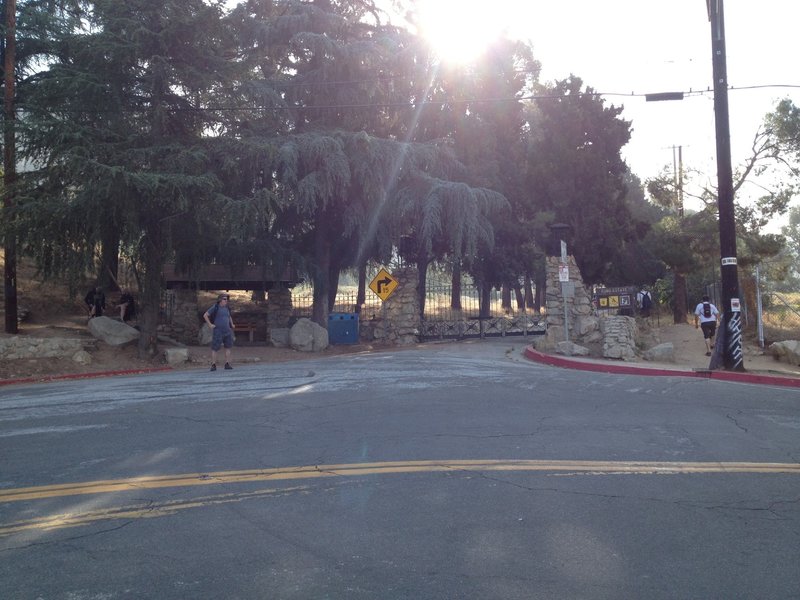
[523,346,800,389]
[0,367,173,387]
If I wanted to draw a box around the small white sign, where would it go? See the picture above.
[558,264,569,282]
[721,257,737,266]
[731,298,741,312]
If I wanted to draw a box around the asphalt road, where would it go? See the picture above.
[1,340,799,599]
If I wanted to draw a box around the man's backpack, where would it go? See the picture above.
[641,291,652,310]
[703,302,711,318]
[207,303,219,322]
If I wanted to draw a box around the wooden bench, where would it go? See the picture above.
[236,320,258,343]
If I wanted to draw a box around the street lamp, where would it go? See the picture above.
[707,0,744,371]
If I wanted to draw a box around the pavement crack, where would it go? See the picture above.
[726,412,748,433]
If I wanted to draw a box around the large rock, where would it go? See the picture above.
[72,350,92,365]
[289,318,329,352]
[270,327,290,348]
[88,316,140,346]
[769,340,800,365]
[643,342,675,363]
[556,341,590,357]
[164,347,189,366]
[198,323,213,345]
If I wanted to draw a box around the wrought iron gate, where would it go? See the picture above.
[420,285,546,341]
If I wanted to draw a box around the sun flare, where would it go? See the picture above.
[417,0,523,64]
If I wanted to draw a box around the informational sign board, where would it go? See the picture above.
[731,298,741,312]
[368,268,399,302]
[558,264,569,282]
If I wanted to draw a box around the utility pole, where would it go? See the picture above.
[707,0,744,370]
[3,0,18,334]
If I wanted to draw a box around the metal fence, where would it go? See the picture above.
[291,291,383,320]
[760,292,800,345]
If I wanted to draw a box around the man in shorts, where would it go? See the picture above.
[693,294,720,357]
[204,294,236,371]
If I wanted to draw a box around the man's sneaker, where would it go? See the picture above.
[210,363,217,371]
[224,362,233,370]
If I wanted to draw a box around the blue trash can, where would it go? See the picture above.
[328,313,359,344]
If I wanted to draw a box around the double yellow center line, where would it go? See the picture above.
[3,459,799,504]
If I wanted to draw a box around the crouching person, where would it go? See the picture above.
[204,294,235,371]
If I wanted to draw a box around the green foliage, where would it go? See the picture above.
[524,76,636,284]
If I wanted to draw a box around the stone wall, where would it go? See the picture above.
[0,336,87,360]
[157,289,201,345]
[600,316,638,360]
[373,267,421,346]
[267,286,293,330]
[544,255,600,348]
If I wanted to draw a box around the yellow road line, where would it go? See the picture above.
[0,486,308,537]
[2,460,799,504]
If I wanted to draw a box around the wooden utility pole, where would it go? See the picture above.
[3,0,18,334]
[708,0,744,371]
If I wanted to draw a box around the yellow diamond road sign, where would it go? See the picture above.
[368,268,399,301]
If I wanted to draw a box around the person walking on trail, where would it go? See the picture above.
[84,286,106,319]
[117,289,136,322]
[204,294,236,371]
[694,294,720,356]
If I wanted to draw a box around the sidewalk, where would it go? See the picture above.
[523,345,800,389]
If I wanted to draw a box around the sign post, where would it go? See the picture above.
[368,268,399,342]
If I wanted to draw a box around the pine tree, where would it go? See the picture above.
[17,0,237,357]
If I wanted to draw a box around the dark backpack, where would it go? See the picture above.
[703,302,711,318]
[207,303,219,322]
[641,291,652,310]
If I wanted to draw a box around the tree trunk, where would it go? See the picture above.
[137,227,165,359]
[327,260,340,312]
[501,283,512,313]
[450,260,462,310]
[3,0,18,334]
[524,274,535,311]
[356,261,367,314]
[417,253,430,319]
[533,270,546,314]
[673,272,688,324]
[311,215,330,327]
[513,285,524,311]
[479,283,492,318]
[98,227,120,292]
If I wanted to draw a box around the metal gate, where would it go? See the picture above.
[420,285,546,341]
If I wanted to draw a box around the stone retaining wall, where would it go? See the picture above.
[0,336,87,360]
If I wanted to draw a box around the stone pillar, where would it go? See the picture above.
[382,267,421,345]
[160,288,200,345]
[267,286,293,329]
[544,256,600,348]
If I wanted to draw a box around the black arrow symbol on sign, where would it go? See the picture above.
[377,278,392,294]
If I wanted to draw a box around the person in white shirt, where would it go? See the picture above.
[693,294,720,356]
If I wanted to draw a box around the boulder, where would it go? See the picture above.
[87,316,141,347]
[270,327,290,348]
[643,342,675,363]
[769,340,800,365]
[72,350,92,365]
[556,341,590,357]
[289,318,329,352]
[164,347,189,366]
[198,323,213,346]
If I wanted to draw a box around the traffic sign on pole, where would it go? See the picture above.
[368,268,399,301]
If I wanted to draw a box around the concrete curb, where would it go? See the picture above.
[523,346,800,389]
[0,367,173,387]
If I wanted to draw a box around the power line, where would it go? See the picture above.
[17,84,800,116]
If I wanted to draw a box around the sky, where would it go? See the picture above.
[411,0,800,226]
[510,0,799,219]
